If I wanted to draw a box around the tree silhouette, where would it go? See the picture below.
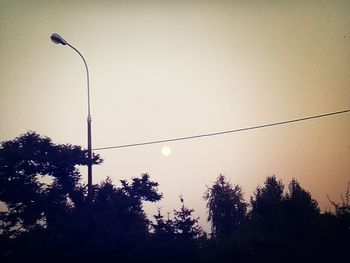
[0,132,103,261]
[151,209,177,262]
[249,175,284,227]
[152,209,175,242]
[150,196,203,263]
[173,196,202,242]
[203,175,247,240]
[326,182,350,261]
[2,132,349,262]
[283,178,320,227]
[328,182,350,219]
[0,131,102,238]
[69,174,163,262]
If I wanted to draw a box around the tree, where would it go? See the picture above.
[152,197,202,245]
[328,182,350,219]
[173,196,202,242]
[249,176,320,230]
[246,176,324,263]
[152,209,176,242]
[151,209,178,263]
[284,178,319,220]
[0,131,102,237]
[203,175,247,240]
[326,182,350,259]
[150,197,203,263]
[69,174,163,262]
[1,133,166,262]
[250,175,284,223]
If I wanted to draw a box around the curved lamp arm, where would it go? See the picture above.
[67,43,91,119]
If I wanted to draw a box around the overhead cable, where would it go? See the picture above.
[93,108,350,151]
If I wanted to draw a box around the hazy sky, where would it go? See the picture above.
[1,0,349,231]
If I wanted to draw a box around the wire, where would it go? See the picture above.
[93,108,350,151]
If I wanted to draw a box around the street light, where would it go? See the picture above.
[50,33,93,202]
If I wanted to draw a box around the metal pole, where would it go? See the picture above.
[67,43,93,202]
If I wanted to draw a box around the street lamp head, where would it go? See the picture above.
[50,33,67,45]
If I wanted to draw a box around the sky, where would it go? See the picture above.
[0,0,349,231]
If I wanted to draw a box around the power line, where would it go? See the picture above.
[93,108,350,151]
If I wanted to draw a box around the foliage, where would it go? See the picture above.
[68,174,162,261]
[283,178,320,233]
[250,175,284,221]
[1,132,349,262]
[203,175,247,240]
[326,182,350,260]
[328,182,350,218]
[150,197,203,263]
[0,131,102,237]
[173,196,203,243]
[152,209,176,242]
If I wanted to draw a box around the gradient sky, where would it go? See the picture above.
[1,0,349,231]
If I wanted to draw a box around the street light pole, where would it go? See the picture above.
[50,33,93,202]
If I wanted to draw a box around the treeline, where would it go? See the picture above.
[0,132,349,262]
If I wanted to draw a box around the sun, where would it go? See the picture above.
[161,146,172,156]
